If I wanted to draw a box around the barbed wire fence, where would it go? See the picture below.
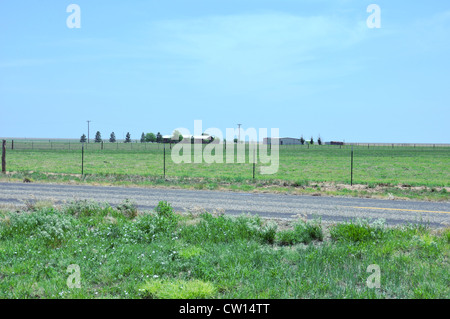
[1,139,449,187]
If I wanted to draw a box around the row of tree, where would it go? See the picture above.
[80,132,164,143]
[300,136,322,145]
[80,131,323,145]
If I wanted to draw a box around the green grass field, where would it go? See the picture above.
[1,142,449,200]
[0,200,448,299]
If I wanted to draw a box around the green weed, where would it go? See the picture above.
[0,200,448,299]
[330,219,385,242]
[139,278,217,299]
[276,218,323,245]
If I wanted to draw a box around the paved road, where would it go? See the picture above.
[0,182,449,227]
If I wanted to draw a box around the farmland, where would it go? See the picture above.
[1,141,449,201]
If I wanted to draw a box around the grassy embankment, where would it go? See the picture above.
[1,142,449,201]
[0,199,448,299]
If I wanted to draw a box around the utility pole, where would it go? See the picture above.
[237,124,242,144]
[87,120,91,143]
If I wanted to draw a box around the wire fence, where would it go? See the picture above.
[1,139,450,187]
[3,140,450,151]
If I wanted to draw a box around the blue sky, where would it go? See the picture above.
[1,0,449,143]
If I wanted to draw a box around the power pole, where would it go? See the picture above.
[87,120,91,143]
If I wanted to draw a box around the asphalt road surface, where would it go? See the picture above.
[0,182,449,227]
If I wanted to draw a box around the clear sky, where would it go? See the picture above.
[1,0,449,143]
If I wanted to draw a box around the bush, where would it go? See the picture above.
[180,213,277,245]
[444,228,450,244]
[277,229,298,246]
[276,218,323,245]
[116,199,138,219]
[155,201,175,219]
[63,199,107,218]
[154,201,179,233]
[260,221,278,244]
[0,208,73,248]
[330,219,385,242]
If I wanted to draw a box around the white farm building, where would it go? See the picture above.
[263,137,302,145]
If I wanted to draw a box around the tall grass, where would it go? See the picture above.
[0,200,448,299]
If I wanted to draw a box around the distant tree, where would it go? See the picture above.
[145,132,156,143]
[156,132,162,143]
[140,132,146,143]
[234,138,238,144]
[317,136,322,145]
[124,132,131,143]
[300,136,305,145]
[310,137,314,145]
[80,134,87,143]
[171,130,183,143]
[109,132,116,143]
[94,131,102,143]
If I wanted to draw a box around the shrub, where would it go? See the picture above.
[0,208,73,248]
[444,228,450,244]
[155,201,175,219]
[259,221,278,244]
[298,219,323,241]
[276,218,323,245]
[127,201,180,242]
[180,213,277,245]
[63,199,107,218]
[330,219,385,242]
[277,229,298,246]
[154,201,179,233]
[116,199,138,219]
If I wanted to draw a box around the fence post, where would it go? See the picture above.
[252,147,256,182]
[350,146,354,186]
[2,140,6,173]
[163,143,166,179]
[11,140,14,150]
[81,143,84,176]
